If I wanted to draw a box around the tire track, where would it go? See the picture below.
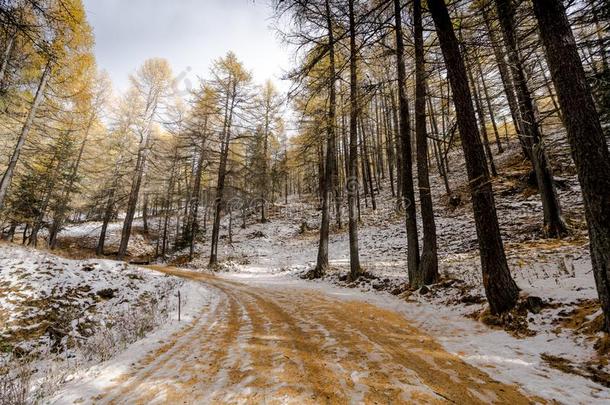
[83,267,544,404]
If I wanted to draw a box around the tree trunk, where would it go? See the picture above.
[347,0,362,280]
[210,84,236,267]
[118,136,148,259]
[187,118,208,260]
[360,116,376,210]
[414,0,439,286]
[261,100,270,223]
[532,0,610,331]
[334,127,342,229]
[394,0,421,285]
[142,193,149,233]
[428,0,519,314]
[49,113,96,249]
[390,87,403,208]
[312,0,337,278]
[0,61,51,209]
[382,85,397,197]
[29,153,63,247]
[97,185,116,256]
[427,95,451,195]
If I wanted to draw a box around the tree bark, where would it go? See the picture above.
[118,133,150,259]
[142,193,149,233]
[394,0,421,285]
[261,98,271,223]
[428,0,519,314]
[312,0,337,278]
[414,0,439,286]
[347,0,362,280]
[474,51,504,154]
[118,87,161,259]
[0,61,51,209]
[532,0,610,331]
[427,94,451,195]
[209,81,237,267]
[187,116,208,261]
[49,112,96,249]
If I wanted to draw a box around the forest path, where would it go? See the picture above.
[87,266,541,404]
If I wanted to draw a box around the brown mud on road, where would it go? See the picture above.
[76,266,545,404]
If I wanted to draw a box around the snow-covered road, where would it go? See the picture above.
[52,266,539,404]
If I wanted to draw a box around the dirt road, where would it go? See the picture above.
[85,267,540,404]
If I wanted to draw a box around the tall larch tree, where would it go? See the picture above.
[394,0,421,286]
[532,0,610,331]
[428,0,519,314]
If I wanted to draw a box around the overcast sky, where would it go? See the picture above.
[82,0,292,94]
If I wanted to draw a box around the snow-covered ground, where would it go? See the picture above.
[47,271,213,405]
[55,219,156,258]
[0,243,210,403]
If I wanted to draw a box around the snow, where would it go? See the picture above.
[56,219,155,258]
[0,243,175,351]
[48,275,213,405]
[0,242,214,403]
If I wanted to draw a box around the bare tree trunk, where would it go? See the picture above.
[361,116,376,210]
[394,0,421,285]
[358,123,369,209]
[118,136,148,259]
[411,0,439,288]
[414,0,439,286]
[161,154,178,260]
[382,85,396,197]
[374,94,385,182]
[532,0,610,331]
[312,0,337,278]
[187,118,208,260]
[97,185,116,256]
[390,87,403,207]
[261,101,270,223]
[0,61,51,209]
[49,113,95,249]
[142,193,149,233]
[347,0,362,280]
[429,0,519,314]
[427,95,451,195]
[334,130,342,229]
[30,152,63,247]
[210,85,236,267]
